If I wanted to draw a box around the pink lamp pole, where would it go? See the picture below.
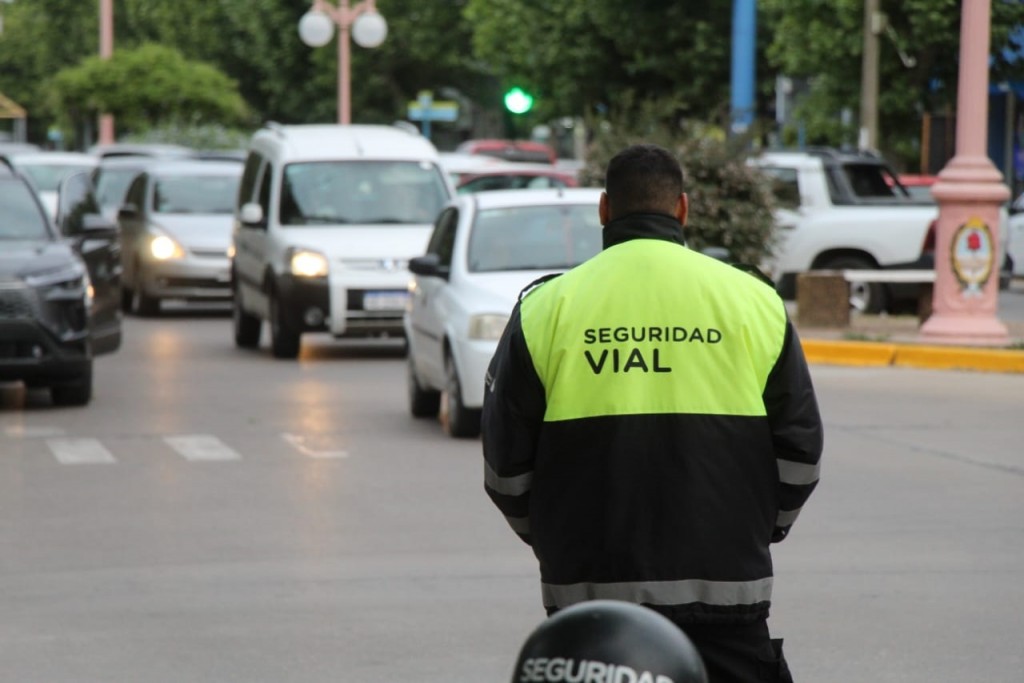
[298,0,388,125]
[920,0,1010,345]
[98,0,115,144]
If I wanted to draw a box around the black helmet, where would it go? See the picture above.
[510,600,707,683]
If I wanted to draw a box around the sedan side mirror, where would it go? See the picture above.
[81,213,119,237]
[409,254,449,280]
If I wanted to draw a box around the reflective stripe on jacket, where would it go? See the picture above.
[482,212,823,625]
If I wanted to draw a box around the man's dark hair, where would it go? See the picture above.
[604,144,684,219]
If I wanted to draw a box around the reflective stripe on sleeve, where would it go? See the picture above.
[776,507,801,528]
[542,577,773,609]
[484,461,533,496]
[777,459,820,486]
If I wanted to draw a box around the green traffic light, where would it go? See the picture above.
[504,87,534,114]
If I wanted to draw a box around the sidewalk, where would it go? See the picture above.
[789,291,1024,374]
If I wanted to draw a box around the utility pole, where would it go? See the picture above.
[98,0,115,145]
[859,0,881,151]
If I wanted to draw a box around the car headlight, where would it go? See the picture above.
[468,314,509,340]
[290,249,329,278]
[150,233,186,260]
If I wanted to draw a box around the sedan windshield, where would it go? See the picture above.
[152,174,240,214]
[0,180,51,240]
[467,204,602,272]
[280,161,448,226]
[18,163,96,192]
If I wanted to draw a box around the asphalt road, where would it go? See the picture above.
[0,312,1021,682]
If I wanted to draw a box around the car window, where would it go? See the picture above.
[279,160,449,226]
[257,163,273,217]
[759,166,801,210]
[57,172,103,236]
[0,179,51,240]
[426,208,459,267]
[152,174,241,214]
[467,204,602,272]
[238,152,263,207]
[844,163,899,198]
[94,166,143,210]
[124,174,147,210]
[17,163,96,192]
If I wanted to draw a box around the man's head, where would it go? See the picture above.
[510,600,708,683]
[600,144,687,226]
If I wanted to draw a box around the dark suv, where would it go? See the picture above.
[0,160,121,405]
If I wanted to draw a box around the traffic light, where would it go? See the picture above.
[503,86,534,115]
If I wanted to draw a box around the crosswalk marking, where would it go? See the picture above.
[47,438,117,465]
[164,435,241,462]
[281,433,349,459]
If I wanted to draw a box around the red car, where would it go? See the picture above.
[455,163,579,194]
[455,139,558,165]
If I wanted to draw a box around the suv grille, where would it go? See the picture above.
[0,289,36,319]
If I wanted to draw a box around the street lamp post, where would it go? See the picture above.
[98,0,115,144]
[298,0,388,125]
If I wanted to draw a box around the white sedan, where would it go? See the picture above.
[404,188,604,438]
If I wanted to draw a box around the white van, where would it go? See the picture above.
[230,123,454,358]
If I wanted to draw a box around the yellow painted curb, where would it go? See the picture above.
[800,339,1024,373]
[801,340,896,367]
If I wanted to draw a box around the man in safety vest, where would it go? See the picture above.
[482,143,824,683]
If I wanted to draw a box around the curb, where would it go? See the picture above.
[800,340,1024,373]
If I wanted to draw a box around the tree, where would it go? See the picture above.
[760,0,1024,166]
[579,99,779,268]
[47,44,249,133]
[464,0,736,125]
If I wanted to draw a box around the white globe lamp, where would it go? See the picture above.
[298,10,335,48]
[351,11,388,48]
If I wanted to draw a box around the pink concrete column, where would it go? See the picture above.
[98,0,115,145]
[920,0,1010,345]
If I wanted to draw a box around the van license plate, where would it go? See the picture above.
[363,291,409,311]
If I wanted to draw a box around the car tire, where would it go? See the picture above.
[820,255,886,314]
[50,365,93,407]
[269,286,300,359]
[443,351,480,439]
[233,293,262,349]
[407,354,440,418]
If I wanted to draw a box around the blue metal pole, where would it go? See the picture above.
[730,0,756,136]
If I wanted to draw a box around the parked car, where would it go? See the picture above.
[6,151,99,218]
[117,159,243,315]
[455,139,557,165]
[231,123,454,358]
[895,174,938,201]
[0,160,121,405]
[455,163,579,194]
[405,188,604,438]
[750,148,1011,312]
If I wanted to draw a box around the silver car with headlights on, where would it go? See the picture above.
[404,188,604,438]
[116,159,242,315]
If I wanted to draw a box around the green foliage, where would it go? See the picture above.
[579,99,779,267]
[46,44,250,132]
[760,0,1024,167]
[464,0,734,125]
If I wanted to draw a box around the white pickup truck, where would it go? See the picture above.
[749,148,1011,313]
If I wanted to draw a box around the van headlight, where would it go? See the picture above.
[468,314,509,340]
[150,233,185,260]
[290,249,329,278]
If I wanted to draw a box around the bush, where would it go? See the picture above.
[579,104,780,269]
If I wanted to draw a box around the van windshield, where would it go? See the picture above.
[280,161,449,226]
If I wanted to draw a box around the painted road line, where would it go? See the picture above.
[47,438,116,465]
[281,433,349,459]
[164,435,241,462]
